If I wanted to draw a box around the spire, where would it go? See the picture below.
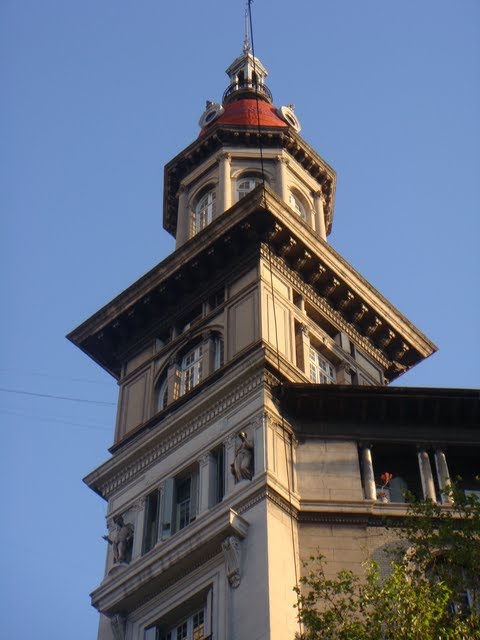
[243,4,251,54]
[223,6,271,106]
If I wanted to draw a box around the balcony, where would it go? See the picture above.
[222,80,272,104]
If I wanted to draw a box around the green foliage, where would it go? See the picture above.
[294,487,480,640]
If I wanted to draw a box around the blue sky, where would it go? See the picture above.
[1,2,479,638]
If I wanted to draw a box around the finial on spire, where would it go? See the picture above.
[243,3,251,53]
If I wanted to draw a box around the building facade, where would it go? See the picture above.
[68,40,480,640]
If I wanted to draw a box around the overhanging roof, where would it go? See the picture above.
[68,187,436,381]
[278,383,480,431]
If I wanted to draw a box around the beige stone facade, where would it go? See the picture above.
[69,44,479,640]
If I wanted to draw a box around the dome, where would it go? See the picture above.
[200,99,287,136]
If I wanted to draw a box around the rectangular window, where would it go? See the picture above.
[146,606,208,640]
[143,490,160,554]
[176,476,193,531]
[212,446,225,505]
[160,469,199,539]
[309,346,336,384]
[144,588,212,640]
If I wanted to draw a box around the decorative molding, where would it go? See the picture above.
[131,496,147,512]
[260,245,391,368]
[222,536,242,588]
[110,613,126,640]
[94,369,267,498]
[198,452,211,466]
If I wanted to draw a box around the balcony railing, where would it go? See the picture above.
[222,80,272,103]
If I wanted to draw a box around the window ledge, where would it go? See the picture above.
[91,507,248,615]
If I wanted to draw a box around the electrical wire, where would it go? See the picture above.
[0,368,112,386]
[0,387,116,406]
[247,2,303,634]
[0,407,111,432]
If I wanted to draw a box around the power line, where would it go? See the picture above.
[0,407,111,431]
[0,368,113,386]
[0,387,116,406]
[247,2,303,636]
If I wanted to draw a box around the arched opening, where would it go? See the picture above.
[194,187,216,234]
[155,375,168,412]
[289,191,307,221]
[236,175,264,201]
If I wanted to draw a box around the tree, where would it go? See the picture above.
[294,487,480,640]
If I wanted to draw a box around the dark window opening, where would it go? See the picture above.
[370,444,422,502]
[143,490,160,554]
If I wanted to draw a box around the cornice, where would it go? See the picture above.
[261,246,391,369]
[69,186,435,382]
[84,363,267,499]
[257,191,437,377]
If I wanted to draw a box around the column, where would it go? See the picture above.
[300,323,311,377]
[218,152,232,213]
[418,448,437,500]
[360,445,377,500]
[276,155,289,202]
[225,433,237,495]
[175,184,190,247]
[312,189,327,240]
[198,452,212,514]
[252,413,266,476]
[435,447,452,504]
[130,497,146,560]
[336,361,353,385]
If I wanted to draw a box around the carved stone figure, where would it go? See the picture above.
[110,613,126,640]
[231,431,254,482]
[222,535,242,588]
[103,515,134,564]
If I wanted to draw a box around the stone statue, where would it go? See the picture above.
[231,431,254,482]
[103,515,134,564]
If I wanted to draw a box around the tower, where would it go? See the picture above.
[69,32,479,640]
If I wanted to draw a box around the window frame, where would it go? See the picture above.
[289,190,307,221]
[180,343,204,395]
[236,175,263,201]
[194,188,216,234]
[144,587,212,640]
[309,345,336,384]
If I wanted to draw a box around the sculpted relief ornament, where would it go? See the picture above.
[103,515,134,564]
[230,431,254,482]
[110,613,126,640]
[222,535,242,588]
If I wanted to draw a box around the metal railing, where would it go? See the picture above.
[222,80,272,103]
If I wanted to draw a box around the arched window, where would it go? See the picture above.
[181,343,204,394]
[289,191,306,221]
[237,175,263,201]
[194,188,216,233]
[156,334,224,411]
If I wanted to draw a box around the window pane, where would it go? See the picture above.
[176,621,188,640]
[195,190,216,232]
[176,477,191,531]
[289,193,306,220]
[181,345,203,394]
[309,346,336,384]
[237,177,262,200]
[192,609,205,640]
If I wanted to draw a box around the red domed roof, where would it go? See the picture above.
[200,99,288,135]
